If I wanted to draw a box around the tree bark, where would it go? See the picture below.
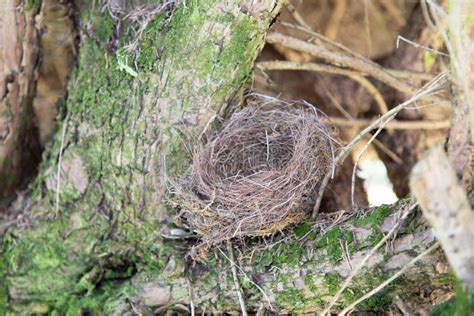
[0,1,454,314]
[0,1,41,205]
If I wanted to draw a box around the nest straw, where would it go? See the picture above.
[176,100,336,246]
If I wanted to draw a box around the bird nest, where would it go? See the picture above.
[175,102,336,246]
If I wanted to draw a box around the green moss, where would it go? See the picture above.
[253,249,274,268]
[315,227,354,264]
[304,274,318,292]
[2,0,277,313]
[91,11,115,44]
[0,272,6,315]
[324,272,342,296]
[276,288,306,311]
[294,223,312,238]
[432,281,474,316]
[435,272,457,286]
[136,17,166,71]
[274,242,303,266]
[25,0,41,13]
[352,206,391,229]
[350,270,393,311]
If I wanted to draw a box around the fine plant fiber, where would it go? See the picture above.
[175,98,337,247]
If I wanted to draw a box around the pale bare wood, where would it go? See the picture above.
[410,144,474,291]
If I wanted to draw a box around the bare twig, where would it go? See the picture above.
[339,243,440,315]
[324,0,347,39]
[283,0,312,31]
[219,245,274,310]
[265,32,450,108]
[327,116,451,130]
[55,115,69,217]
[257,61,388,114]
[350,118,390,208]
[186,277,195,316]
[320,84,402,164]
[396,35,449,57]
[226,241,248,316]
[312,72,448,217]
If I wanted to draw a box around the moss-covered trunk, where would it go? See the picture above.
[0,1,453,314]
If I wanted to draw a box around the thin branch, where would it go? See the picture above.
[339,243,440,315]
[283,0,312,31]
[226,241,248,316]
[257,61,388,114]
[55,115,69,218]
[219,244,274,310]
[320,84,403,164]
[324,0,347,39]
[265,32,450,108]
[396,35,449,57]
[312,73,448,217]
[186,278,195,316]
[327,116,451,130]
[350,118,391,208]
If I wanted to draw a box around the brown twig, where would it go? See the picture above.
[320,84,403,164]
[283,0,312,31]
[324,0,347,39]
[327,116,451,130]
[265,32,450,108]
[312,73,448,217]
[257,61,388,114]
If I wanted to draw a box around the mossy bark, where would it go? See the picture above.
[0,1,453,314]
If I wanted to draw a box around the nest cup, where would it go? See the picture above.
[177,101,336,245]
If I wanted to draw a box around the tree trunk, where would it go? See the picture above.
[0,1,41,205]
[0,1,454,314]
